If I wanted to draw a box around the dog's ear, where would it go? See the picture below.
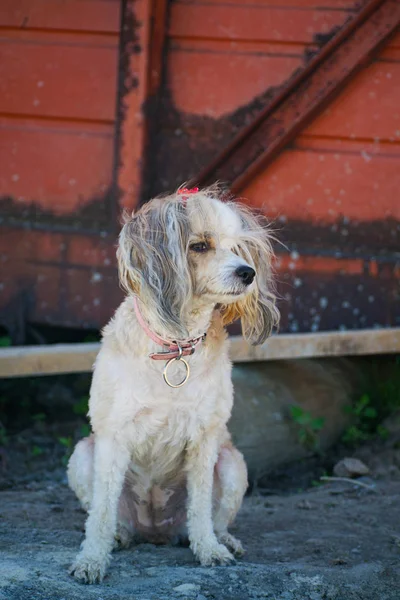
[117,200,192,339]
[220,204,280,345]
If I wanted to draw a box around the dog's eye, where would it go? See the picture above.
[190,241,209,253]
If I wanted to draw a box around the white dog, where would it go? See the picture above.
[67,186,279,583]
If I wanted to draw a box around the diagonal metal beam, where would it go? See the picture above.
[189,0,400,193]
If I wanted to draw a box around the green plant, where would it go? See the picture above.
[0,336,11,347]
[73,395,89,416]
[58,436,73,448]
[32,412,46,423]
[289,405,325,451]
[311,470,328,487]
[80,423,91,437]
[58,436,74,466]
[342,394,377,444]
[342,395,391,445]
[31,445,44,457]
[83,333,100,343]
[373,357,400,416]
[342,356,400,446]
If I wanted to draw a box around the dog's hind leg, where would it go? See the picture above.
[67,435,94,511]
[213,443,248,556]
[114,475,140,550]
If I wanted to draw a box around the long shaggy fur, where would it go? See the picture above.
[67,186,279,584]
[118,198,193,341]
[219,201,279,344]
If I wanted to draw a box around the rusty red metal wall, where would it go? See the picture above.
[0,0,153,340]
[0,0,399,341]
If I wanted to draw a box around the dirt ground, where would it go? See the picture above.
[0,420,399,600]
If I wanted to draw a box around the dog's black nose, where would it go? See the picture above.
[236,265,256,286]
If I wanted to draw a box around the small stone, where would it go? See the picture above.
[173,583,201,595]
[296,499,313,510]
[333,458,369,478]
[390,535,400,548]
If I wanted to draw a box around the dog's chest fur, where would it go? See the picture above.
[89,300,233,484]
[130,355,232,466]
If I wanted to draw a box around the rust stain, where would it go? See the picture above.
[116,0,152,214]
[276,268,399,334]
[275,217,400,257]
[144,5,374,196]
[0,186,115,233]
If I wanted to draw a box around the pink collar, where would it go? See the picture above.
[133,297,206,361]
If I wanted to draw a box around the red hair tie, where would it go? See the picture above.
[178,187,199,203]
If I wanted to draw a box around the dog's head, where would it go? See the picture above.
[117,186,279,343]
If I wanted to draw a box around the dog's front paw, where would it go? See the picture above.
[192,540,234,566]
[69,554,109,584]
[217,533,244,557]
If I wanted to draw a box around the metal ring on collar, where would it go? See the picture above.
[163,356,190,388]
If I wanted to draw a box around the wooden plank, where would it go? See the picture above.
[304,61,400,141]
[380,46,400,60]
[173,0,360,7]
[169,3,349,44]
[1,328,399,378]
[168,45,303,118]
[0,343,100,378]
[230,329,400,362]
[1,265,120,331]
[275,255,365,276]
[66,237,117,268]
[0,230,65,263]
[0,0,120,34]
[388,30,400,47]
[0,121,114,214]
[190,0,400,192]
[168,41,400,123]
[171,39,314,55]
[295,136,400,155]
[0,36,118,122]
[245,147,400,224]
[61,267,120,327]
[273,266,398,334]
